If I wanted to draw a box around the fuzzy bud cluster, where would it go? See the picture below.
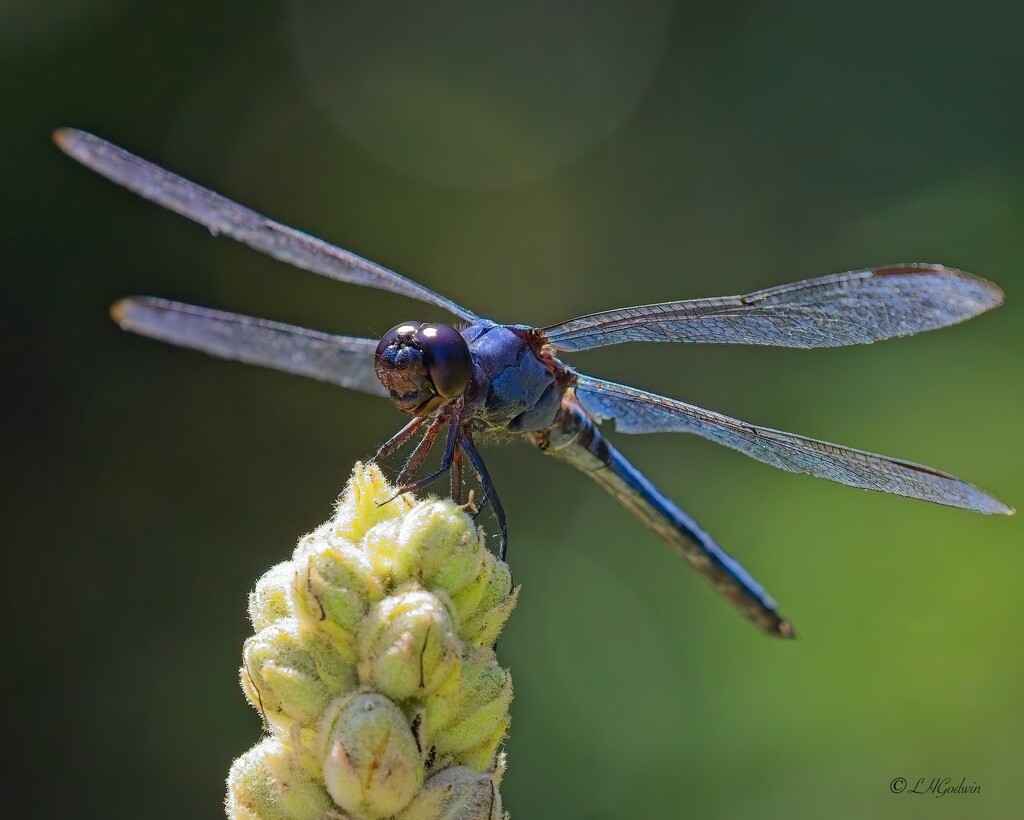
[226,463,518,820]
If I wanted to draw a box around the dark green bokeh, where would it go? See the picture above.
[4,2,1022,818]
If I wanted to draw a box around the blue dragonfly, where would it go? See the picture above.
[55,128,1013,638]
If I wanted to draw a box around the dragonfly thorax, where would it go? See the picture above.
[374,322,473,415]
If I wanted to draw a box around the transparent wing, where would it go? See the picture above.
[55,129,476,322]
[573,374,1013,515]
[543,265,1003,351]
[112,297,387,397]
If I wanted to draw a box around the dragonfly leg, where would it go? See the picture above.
[371,416,425,463]
[397,414,446,486]
[457,440,490,517]
[458,432,508,560]
[450,445,463,504]
[392,422,459,497]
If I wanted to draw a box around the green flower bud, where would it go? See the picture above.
[358,586,462,701]
[416,663,463,754]
[242,619,356,728]
[434,646,512,757]
[393,500,484,595]
[458,715,511,774]
[248,562,295,632]
[396,766,503,820]
[457,556,518,647]
[447,555,491,625]
[332,462,412,543]
[363,518,408,585]
[320,693,424,818]
[291,532,378,656]
[229,463,517,819]
[226,738,334,820]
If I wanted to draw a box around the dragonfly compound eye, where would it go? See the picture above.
[374,322,470,414]
[419,323,472,399]
[374,323,436,414]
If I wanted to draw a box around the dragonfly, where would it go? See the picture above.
[55,128,1013,638]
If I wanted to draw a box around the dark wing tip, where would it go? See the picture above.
[53,127,91,158]
[109,298,127,327]
[874,263,1006,312]
[52,127,71,149]
[110,297,141,329]
[934,265,1006,311]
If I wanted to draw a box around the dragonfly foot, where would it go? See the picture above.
[458,431,509,560]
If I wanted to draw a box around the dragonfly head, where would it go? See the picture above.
[375,322,473,415]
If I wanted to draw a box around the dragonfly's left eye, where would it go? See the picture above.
[374,322,472,415]
[420,323,472,399]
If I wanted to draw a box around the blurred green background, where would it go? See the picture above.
[4,1,1023,818]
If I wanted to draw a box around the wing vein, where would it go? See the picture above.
[55,129,476,321]
[543,266,1003,351]
[111,297,387,397]
[573,374,1012,515]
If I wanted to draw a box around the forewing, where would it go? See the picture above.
[543,266,1003,351]
[112,297,387,397]
[574,375,1012,515]
[55,129,476,321]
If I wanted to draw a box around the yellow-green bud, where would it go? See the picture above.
[291,531,378,654]
[396,766,504,820]
[458,715,512,774]
[358,585,462,700]
[457,555,518,647]
[241,619,356,728]
[332,462,413,542]
[416,663,463,754]
[248,562,295,632]
[393,500,484,595]
[226,737,334,820]
[229,463,518,819]
[434,646,513,757]
[320,693,425,818]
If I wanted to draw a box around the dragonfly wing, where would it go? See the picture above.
[55,129,477,322]
[543,265,1003,351]
[573,374,1013,515]
[112,297,387,397]
[538,397,793,637]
